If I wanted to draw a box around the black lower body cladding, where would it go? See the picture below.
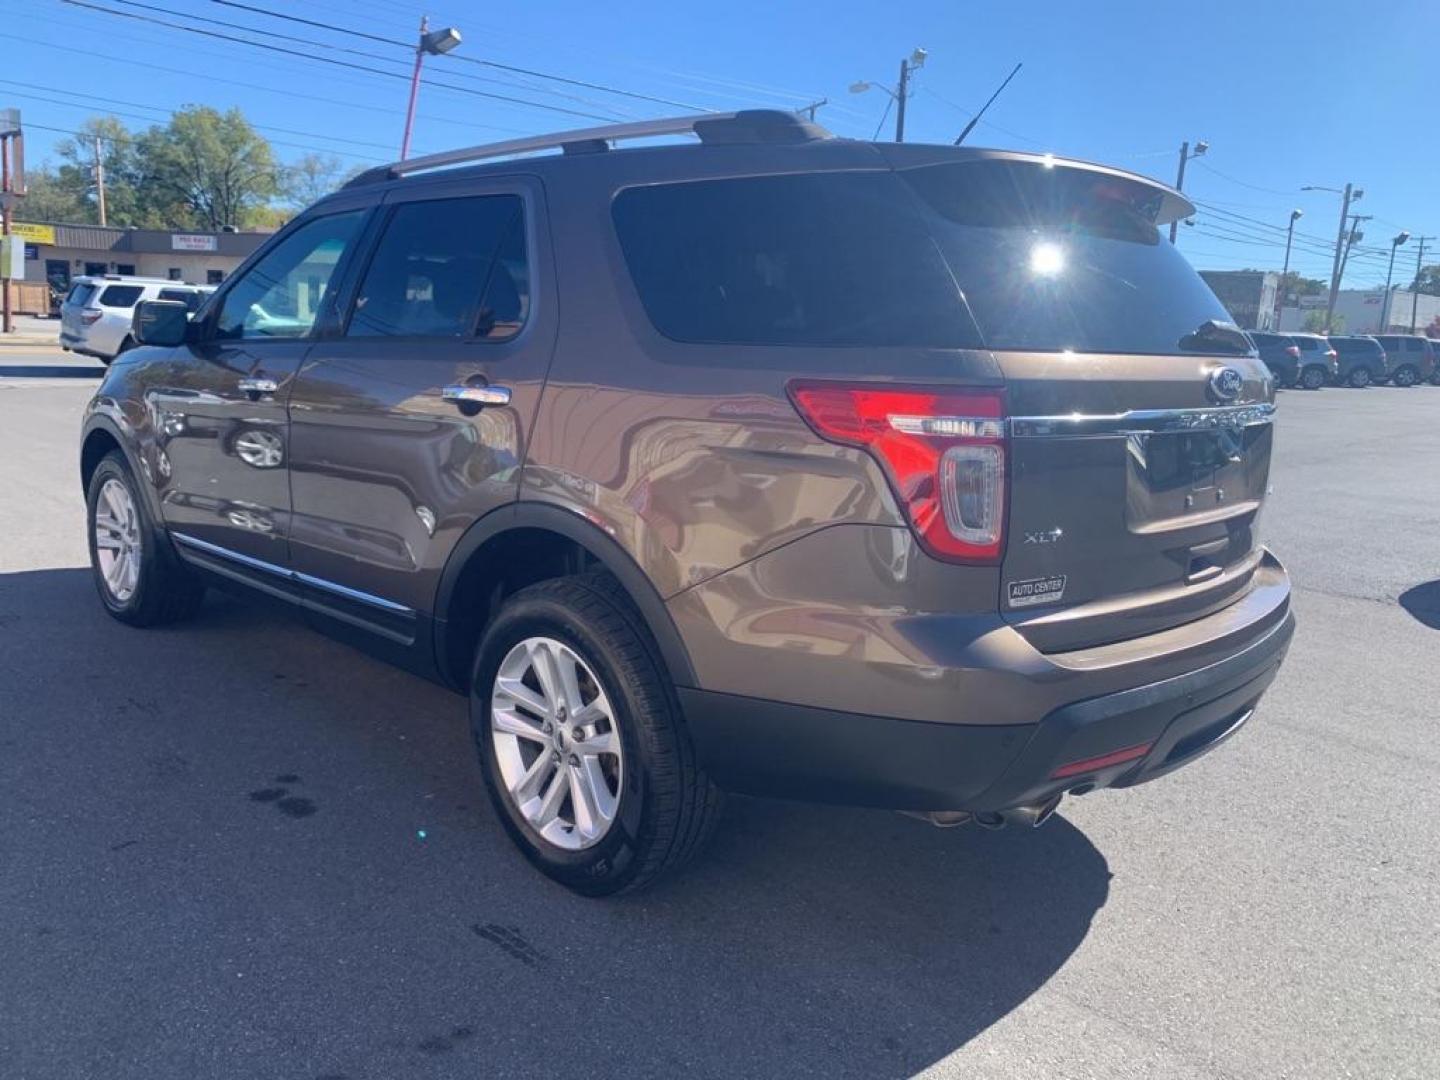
[680,606,1294,815]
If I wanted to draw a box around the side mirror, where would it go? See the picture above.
[132,299,192,347]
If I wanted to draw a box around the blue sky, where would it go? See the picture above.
[5,0,1437,285]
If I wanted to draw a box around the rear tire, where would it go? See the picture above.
[1393,364,1418,387]
[470,571,722,896]
[1299,365,1327,390]
[86,450,204,626]
[1347,366,1372,388]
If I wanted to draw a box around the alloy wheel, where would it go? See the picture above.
[94,478,142,603]
[490,636,624,851]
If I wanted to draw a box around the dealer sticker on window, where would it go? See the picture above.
[1007,574,1067,608]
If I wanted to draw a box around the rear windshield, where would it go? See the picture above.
[1293,336,1326,352]
[1250,332,1288,347]
[900,161,1233,355]
[98,285,145,309]
[612,171,982,348]
[67,283,97,307]
[612,161,1236,356]
[1333,337,1381,353]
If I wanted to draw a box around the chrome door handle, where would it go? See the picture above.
[442,384,511,407]
[238,376,279,396]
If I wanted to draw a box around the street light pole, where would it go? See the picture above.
[1168,139,1208,244]
[399,16,463,161]
[1380,231,1409,333]
[850,48,926,143]
[1276,208,1302,330]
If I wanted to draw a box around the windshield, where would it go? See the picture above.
[901,160,1236,356]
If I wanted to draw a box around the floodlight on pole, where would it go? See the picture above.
[400,16,463,161]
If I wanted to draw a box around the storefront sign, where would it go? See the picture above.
[11,221,55,245]
[171,233,218,252]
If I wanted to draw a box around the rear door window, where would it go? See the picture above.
[66,283,96,307]
[98,285,144,309]
[612,172,983,348]
[346,195,528,341]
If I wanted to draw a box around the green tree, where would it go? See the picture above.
[135,107,281,230]
[52,116,149,225]
[281,153,353,210]
[1413,264,1440,297]
[13,165,88,223]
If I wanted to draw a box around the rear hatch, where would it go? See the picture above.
[895,154,1275,652]
[60,282,98,338]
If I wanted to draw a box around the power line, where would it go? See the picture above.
[59,0,625,123]
[0,27,532,139]
[208,0,708,112]
[0,79,396,155]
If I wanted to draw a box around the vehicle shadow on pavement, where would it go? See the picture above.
[0,567,1109,1080]
[1398,580,1440,629]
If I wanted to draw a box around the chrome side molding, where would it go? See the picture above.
[1009,403,1275,439]
[170,532,413,616]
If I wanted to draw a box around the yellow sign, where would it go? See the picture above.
[11,222,56,245]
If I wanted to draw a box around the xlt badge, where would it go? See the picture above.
[1024,528,1064,545]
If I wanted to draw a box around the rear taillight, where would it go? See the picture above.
[787,382,1006,563]
[81,310,103,324]
[1050,741,1154,780]
[1285,345,1300,358]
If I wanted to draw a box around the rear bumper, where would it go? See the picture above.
[680,559,1294,813]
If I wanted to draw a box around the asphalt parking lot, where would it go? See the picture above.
[2,347,1437,1080]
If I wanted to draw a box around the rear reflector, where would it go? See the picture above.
[1050,741,1154,780]
[787,382,1006,563]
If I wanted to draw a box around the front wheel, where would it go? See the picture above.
[1299,366,1327,390]
[86,450,204,625]
[1347,366,1372,388]
[1392,365,1418,387]
[471,572,722,896]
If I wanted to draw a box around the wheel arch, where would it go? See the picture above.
[432,503,698,693]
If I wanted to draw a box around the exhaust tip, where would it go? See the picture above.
[973,811,1007,830]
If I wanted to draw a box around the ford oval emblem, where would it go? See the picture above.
[1208,366,1244,402]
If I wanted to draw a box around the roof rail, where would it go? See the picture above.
[344,109,832,188]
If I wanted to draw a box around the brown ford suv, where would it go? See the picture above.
[80,111,1294,895]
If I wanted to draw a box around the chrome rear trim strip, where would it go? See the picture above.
[1009,403,1275,438]
[171,532,414,616]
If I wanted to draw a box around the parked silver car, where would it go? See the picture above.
[60,276,214,364]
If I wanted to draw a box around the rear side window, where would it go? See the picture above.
[347,195,528,340]
[158,288,204,312]
[901,161,1234,355]
[98,285,144,309]
[612,172,982,348]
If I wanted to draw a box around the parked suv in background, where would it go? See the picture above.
[79,111,1294,895]
[1286,333,1339,389]
[1374,335,1436,386]
[1247,331,1310,389]
[1328,335,1389,387]
[60,276,213,365]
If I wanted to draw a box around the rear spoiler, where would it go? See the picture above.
[873,143,1197,226]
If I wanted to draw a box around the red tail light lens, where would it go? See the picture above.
[787,382,1006,563]
[81,310,103,325]
[1285,345,1300,358]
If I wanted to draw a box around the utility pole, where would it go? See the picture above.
[1321,183,1358,335]
[1275,209,1303,330]
[796,99,827,122]
[1335,213,1371,307]
[93,135,107,227]
[895,57,911,142]
[1411,236,1434,333]
[0,110,23,336]
[1168,139,1208,244]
